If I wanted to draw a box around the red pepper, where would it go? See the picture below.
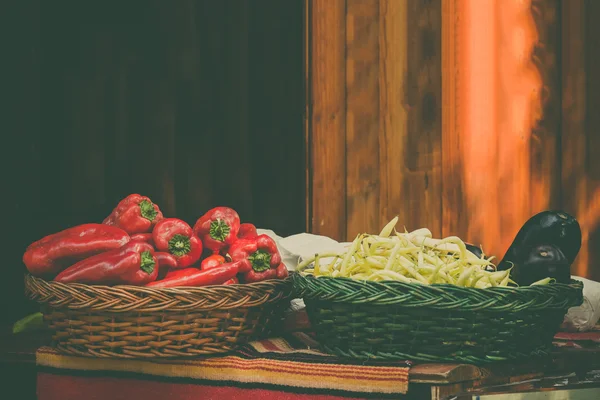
[238,223,258,240]
[103,194,164,235]
[23,224,130,278]
[193,207,241,254]
[201,254,226,270]
[163,267,199,280]
[223,277,239,285]
[243,268,277,283]
[156,252,178,269]
[54,241,158,285]
[155,252,179,280]
[131,233,155,247]
[146,261,241,288]
[276,263,289,279]
[152,218,202,268]
[228,234,282,282]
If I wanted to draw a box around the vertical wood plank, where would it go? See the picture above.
[530,0,562,214]
[492,0,533,259]
[561,0,589,277]
[309,0,347,240]
[217,0,252,218]
[171,0,210,224]
[380,0,443,236]
[127,1,178,216]
[249,0,305,236]
[378,0,407,230]
[104,3,135,209]
[584,0,600,281]
[65,19,110,223]
[345,0,380,238]
[441,0,469,239]
[403,0,443,236]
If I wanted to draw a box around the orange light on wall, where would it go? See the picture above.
[454,0,542,260]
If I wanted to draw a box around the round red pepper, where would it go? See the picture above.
[229,234,283,283]
[155,251,179,280]
[156,252,178,269]
[238,223,258,240]
[131,233,155,247]
[193,207,241,254]
[103,194,164,235]
[276,263,289,279]
[201,254,226,270]
[153,218,203,268]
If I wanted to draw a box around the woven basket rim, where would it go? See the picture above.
[293,273,584,311]
[26,273,293,313]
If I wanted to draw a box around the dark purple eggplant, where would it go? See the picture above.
[509,244,571,286]
[497,210,581,273]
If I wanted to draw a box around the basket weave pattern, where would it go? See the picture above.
[293,274,583,364]
[26,274,292,358]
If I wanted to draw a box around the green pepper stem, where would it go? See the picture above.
[168,234,191,256]
[140,251,155,274]
[209,218,231,242]
[249,249,272,272]
[139,200,158,221]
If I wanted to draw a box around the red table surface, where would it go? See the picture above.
[37,372,371,400]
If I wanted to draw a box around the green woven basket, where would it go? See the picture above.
[292,273,583,364]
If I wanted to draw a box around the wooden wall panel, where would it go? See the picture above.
[561,0,600,280]
[309,0,600,281]
[530,0,562,214]
[561,0,589,277]
[309,0,443,241]
[584,0,600,282]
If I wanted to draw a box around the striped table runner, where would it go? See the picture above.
[36,332,410,398]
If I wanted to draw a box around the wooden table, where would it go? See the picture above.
[2,328,600,400]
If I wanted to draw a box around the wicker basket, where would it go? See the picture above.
[25,274,293,358]
[293,273,583,364]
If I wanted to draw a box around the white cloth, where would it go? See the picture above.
[564,275,600,332]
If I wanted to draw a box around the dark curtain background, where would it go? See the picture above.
[2,0,305,325]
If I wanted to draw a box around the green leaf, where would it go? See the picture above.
[13,312,44,334]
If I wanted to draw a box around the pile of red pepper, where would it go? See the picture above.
[23,194,289,288]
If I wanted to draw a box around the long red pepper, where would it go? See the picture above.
[23,224,130,278]
[222,277,239,285]
[201,254,226,270]
[146,261,241,288]
[54,241,158,285]
[163,267,199,279]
